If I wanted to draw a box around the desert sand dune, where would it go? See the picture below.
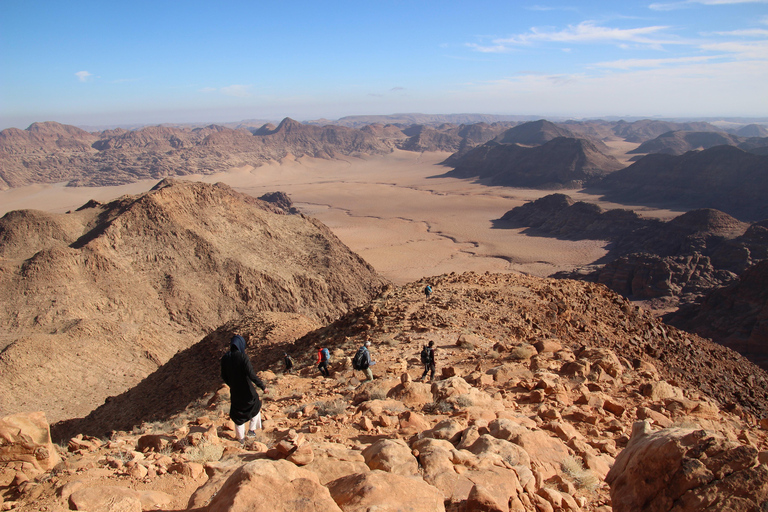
[0,150,682,284]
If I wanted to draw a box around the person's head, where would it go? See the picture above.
[428,341,434,348]
[365,341,371,347]
[230,334,246,353]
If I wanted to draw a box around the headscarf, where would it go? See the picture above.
[230,334,246,353]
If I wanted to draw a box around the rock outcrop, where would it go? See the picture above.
[598,145,768,222]
[0,179,386,422]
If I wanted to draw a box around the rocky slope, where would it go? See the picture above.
[500,194,768,369]
[628,130,745,156]
[0,179,387,422]
[3,271,768,511]
[597,145,768,222]
[444,137,625,189]
[665,260,768,370]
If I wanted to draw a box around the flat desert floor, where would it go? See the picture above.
[0,151,683,285]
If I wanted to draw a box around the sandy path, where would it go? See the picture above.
[0,151,683,285]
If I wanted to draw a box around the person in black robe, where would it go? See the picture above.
[220,334,268,442]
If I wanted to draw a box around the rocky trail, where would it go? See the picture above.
[3,271,768,511]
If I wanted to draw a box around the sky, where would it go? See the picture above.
[1,0,767,130]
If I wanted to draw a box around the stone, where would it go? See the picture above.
[607,421,768,512]
[328,470,446,512]
[286,443,314,466]
[361,438,418,476]
[205,459,342,512]
[68,486,142,512]
[0,412,61,471]
[639,381,685,402]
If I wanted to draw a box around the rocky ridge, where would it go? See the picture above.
[2,271,768,511]
[0,179,386,422]
[444,137,625,189]
[597,145,768,222]
[500,194,768,368]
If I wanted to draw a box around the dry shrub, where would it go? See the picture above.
[186,441,224,463]
[561,456,600,492]
[315,399,348,417]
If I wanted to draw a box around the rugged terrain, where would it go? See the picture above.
[2,272,768,511]
[597,145,768,222]
[500,193,768,369]
[0,179,386,422]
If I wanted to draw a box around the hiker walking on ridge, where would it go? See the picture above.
[352,341,375,382]
[420,340,436,382]
[283,352,294,374]
[220,334,268,443]
[317,346,330,377]
[424,284,432,300]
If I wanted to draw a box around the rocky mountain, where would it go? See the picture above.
[0,179,387,422]
[736,123,768,137]
[0,119,394,189]
[598,145,768,222]
[609,119,723,143]
[4,271,768,511]
[665,260,768,370]
[444,136,625,189]
[499,194,768,369]
[628,130,745,156]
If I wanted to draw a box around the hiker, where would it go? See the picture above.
[317,346,330,377]
[353,341,375,382]
[220,334,268,443]
[283,352,294,373]
[424,284,432,300]
[420,340,436,382]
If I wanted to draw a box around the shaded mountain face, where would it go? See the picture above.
[665,260,768,371]
[444,136,625,189]
[0,179,387,422]
[499,194,768,369]
[610,119,723,143]
[598,145,768,222]
[629,130,745,156]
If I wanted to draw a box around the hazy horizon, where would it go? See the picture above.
[2,0,767,130]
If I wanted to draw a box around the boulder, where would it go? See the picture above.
[206,459,342,512]
[431,376,472,401]
[361,439,419,476]
[607,421,768,512]
[327,470,445,512]
[68,486,142,512]
[0,411,60,471]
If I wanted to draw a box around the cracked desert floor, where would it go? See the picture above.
[0,150,682,284]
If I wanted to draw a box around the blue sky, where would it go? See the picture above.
[1,0,767,129]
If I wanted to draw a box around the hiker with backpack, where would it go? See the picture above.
[220,334,268,443]
[317,346,331,377]
[424,284,432,300]
[352,341,375,382]
[283,352,294,374]
[420,340,436,382]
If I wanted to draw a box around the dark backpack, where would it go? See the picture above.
[420,347,432,365]
[352,347,368,370]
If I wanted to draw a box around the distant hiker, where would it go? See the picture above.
[424,284,432,300]
[220,334,268,443]
[283,352,294,374]
[352,341,375,382]
[420,340,436,382]
[317,346,330,377]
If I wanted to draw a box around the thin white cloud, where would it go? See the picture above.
[75,71,92,82]
[650,0,768,11]
[468,21,684,52]
[594,55,719,69]
[220,84,253,98]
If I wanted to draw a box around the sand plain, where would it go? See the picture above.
[0,150,684,285]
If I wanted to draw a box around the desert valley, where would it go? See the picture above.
[1,115,768,512]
